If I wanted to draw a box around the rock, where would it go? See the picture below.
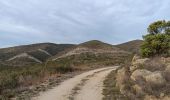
[133,84,145,96]
[160,93,165,98]
[131,58,150,71]
[132,55,141,62]
[132,58,150,66]
[165,65,170,81]
[164,57,170,63]
[165,64,170,73]
[145,72,166,88]
[131,69,152,82]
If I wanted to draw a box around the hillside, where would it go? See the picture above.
[116,40,143,54]
[79,40,119,50]
[50,40,132,69]
[0,40,133,99]
[0,43,74,66]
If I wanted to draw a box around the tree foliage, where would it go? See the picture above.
[141,20,170,57]
[148,20,170,35]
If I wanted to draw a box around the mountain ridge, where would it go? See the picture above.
[0,40,141,66]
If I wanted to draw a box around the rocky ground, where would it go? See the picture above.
[111,55,170,100]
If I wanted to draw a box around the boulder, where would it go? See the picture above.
[131,69,152,82]
[132,55,141,62]
[165,65,170,72]
[131,58,150,71]
[165,57,170,64]
[164,65,170,81]
[133,84,145,96]
[145,72,166,88]
[132,58,150,66]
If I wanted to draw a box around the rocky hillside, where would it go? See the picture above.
[116,40,143,54]
[113,55,170,100]
[0,43,74,66]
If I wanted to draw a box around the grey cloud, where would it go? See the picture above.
[0,0,170,47]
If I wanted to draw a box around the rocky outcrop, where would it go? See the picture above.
[164,65,170,81]
[115,55,170,100]
[133,84,145,96]
[145,72,166,88]
[130,69,151,82]
[130,55,150,71]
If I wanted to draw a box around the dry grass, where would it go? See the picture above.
[103,69,129,100]
[103,55,134,100]
[143,57,166,71]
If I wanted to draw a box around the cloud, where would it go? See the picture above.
[0,0,170,47]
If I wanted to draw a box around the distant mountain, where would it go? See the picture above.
[0,43,75,66]
[115,40,143,54]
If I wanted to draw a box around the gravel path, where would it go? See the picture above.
[33,66,119,100]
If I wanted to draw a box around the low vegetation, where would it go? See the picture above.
[0,43,74,66]
[103,54,133,100]
[0,62,75,99]
[116,40,143,54]
[103,67,129,100]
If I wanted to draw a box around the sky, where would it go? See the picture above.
[0,0,170,48]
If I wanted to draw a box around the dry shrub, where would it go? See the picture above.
[143,57,166,71]
[116,65,136,99]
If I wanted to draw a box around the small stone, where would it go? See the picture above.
[160,93,165,98]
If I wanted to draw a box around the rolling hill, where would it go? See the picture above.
[115,40,143,54]
[0,43,74,66]
[0,40,142,66]
[50,40,132,69]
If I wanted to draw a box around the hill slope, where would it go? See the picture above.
[115,40,143,54]
[0,43,74,66]
[50,40,132,69]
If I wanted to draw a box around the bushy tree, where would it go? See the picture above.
[148,20,170,35]
[141,20,170,57]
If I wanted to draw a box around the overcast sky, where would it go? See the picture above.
[0,0,170,47]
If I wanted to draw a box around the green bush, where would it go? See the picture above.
[141,20,170,57]
[141,34,170,57]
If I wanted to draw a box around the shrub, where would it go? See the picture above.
[141,20,170,57]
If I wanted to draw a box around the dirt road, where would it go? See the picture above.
[33,66,119,100]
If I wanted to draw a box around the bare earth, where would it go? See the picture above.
[33,66,119,100]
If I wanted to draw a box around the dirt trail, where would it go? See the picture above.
[33,66,119,100]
